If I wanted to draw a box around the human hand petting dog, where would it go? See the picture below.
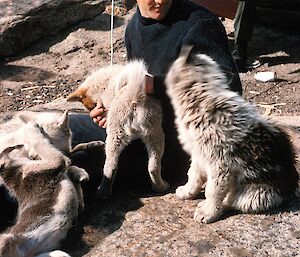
[90,74,153,128]
[90,100,108,128]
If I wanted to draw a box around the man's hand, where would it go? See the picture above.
[145,73,154,95]
[90,101,108,128]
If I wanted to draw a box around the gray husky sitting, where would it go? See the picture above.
[165,46,299,223]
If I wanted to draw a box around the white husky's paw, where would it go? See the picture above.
[193,200,223,224]
[175,185,198,199]
[152,179,170,192]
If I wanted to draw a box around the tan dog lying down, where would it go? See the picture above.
[67,61,170,198]
[0,120,88,257]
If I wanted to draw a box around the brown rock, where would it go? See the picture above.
[0,0,108,56]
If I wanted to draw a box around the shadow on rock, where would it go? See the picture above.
[227,22,300,68]
[80,13,125,32]
[62,191,144,257]
[0,64,55,82]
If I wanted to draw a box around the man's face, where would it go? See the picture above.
[136,0,173,20]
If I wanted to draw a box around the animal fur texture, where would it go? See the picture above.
[67,60,169,198]
[165,46,299,223]
[0,122,74,257]
[0,112,90,257]
[0,111,93,212]
[0,111,72,157]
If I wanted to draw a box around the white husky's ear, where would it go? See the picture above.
[0,145,23,170]
[58,110,69,128]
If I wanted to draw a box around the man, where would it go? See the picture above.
[92,0,242,124]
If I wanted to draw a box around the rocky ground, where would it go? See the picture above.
[0,3,300,115]
[0,1,300,257]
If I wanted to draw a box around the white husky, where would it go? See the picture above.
[67,61,170,198]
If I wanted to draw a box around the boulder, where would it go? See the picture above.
[0,0,108,57]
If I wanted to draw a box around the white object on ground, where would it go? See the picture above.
[254,71,277,82]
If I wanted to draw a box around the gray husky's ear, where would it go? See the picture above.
[179,45,194,62]
[58,110,69,128]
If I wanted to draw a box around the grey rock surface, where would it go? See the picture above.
[85,193,300,257]
[4,99,299,257]
[0,0,107,56]
[1,102,299,257]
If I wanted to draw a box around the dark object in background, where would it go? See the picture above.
[256,0,300,27]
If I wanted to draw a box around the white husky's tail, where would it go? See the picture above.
[114,60,148,102]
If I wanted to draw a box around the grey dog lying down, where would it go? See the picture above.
[0,111,97,257]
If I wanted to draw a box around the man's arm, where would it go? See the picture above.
[183,17,242,94]
[190,0,238,19]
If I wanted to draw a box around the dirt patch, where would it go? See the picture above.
[0,4,131,112]
[0,7,299,116]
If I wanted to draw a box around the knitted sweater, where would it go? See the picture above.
[125,0,242,100]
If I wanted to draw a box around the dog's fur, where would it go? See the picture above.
[0,121,81,257]
[67,61,169,198]
[0,112,91,256]
[0,111,71,157]
[0,110,94,212]
[165,46,299,223]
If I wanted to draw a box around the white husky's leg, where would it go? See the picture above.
[67,165,89,213]
[194,163,232,223]
[70,140,105,154]
[96,132,129,199]
[142,129,169,192]
[175,157,206,199]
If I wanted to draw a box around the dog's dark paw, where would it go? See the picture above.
[95,186,111,199]
[95,177,113,199]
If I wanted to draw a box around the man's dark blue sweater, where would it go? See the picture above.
[125,0,242,97]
